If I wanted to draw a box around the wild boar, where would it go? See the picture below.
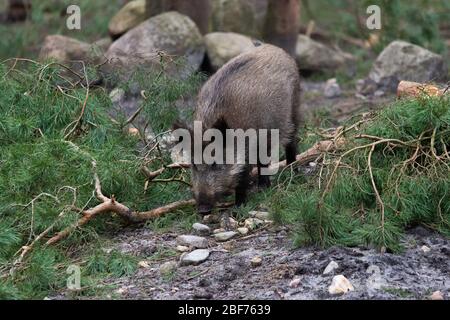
[177,43,301,214]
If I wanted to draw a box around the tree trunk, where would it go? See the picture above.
[7,0,31,22]
[145,0,211,34]
[263,0,300,56]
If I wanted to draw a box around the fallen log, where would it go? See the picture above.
[397,81,447,98]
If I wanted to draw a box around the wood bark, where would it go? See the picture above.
[397,81,447,98]
[145,0,211,34]
[263,0,300,56]
[7,0,31,22]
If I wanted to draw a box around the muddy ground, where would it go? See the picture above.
[77,223,449,300]
[54,83,449,301]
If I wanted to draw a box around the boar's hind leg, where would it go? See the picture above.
[286,140,298,165]
[257,162,271,189]
[235,166,250,206]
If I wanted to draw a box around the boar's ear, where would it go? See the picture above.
[172,119,187,131]
[212,118,228,136]
[172,120,193,144]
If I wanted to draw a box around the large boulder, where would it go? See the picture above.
[145,0,211,35]
[39,35,104,63]
[295,35,347,71]
[363,41,448,93]
[210,0,268,38]
[204,32,255,71]
[108,0,147,39]
[104,11,205,80]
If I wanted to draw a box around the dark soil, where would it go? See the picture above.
[63,223,449,300]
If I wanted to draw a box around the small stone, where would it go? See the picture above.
[421,245,431,253]
[356,79,366,93]
[213,228,226,234]
[176,235,208,249]
[115,288,128,295]
[160,261,177,275]
[244,218,264,230]
[324,78,342,98]
[193,223,211,235]
[323,261,339,275]
[250,256,262,267]
[176,245,190,253]
[214,231,238,242]
[430,291,444,300]
[374,90,385,97]
[249,211,270,220]
[220,217,239,230]
[180,249,210,266]
[128,128,139,136]
[138,260,150,269]
[237,227,249,235]
[203,214,220,224]
[328,275,354,295]
[109,88,125,104]
[289,277,301,288]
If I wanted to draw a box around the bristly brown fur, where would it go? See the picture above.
[190,44,302,213]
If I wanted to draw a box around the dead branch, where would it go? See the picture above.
[254,139,345,176]
[64,62,90,139]
[45,160,196,246]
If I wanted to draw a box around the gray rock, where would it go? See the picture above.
[323,261,339,275]
[203,214,221,224]
[214,231,238,242]
[176,235,209,249]
[249,211,270,220]
[250,256,262,267]
[244,218,264,230]
[108,0,147,39]
[180,249,210,266]
[160,261,177,275]
[328,275,354,295]
[176,245,190,252]
[105,11,205,80]
[295,35,347,71]
[421,245,431,254]
[193,223,211,235]
[363,40,447,94]
[220,216,239,230]
[323,78,342,98]
[91,38,112,55]
[39,35,101,63]
[373,90,385,98]
[204,32,255,70]
[237,227,249,235]
[211,0,268,38]
[213,228,226,234]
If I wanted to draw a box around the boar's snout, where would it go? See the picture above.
[196,201,214,215]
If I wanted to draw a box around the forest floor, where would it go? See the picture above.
[52,222,449,300]
[49,86,449,301]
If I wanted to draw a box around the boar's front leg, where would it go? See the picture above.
[286,140,298,165]
[235,166,251,206]
[257,163,271,189]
